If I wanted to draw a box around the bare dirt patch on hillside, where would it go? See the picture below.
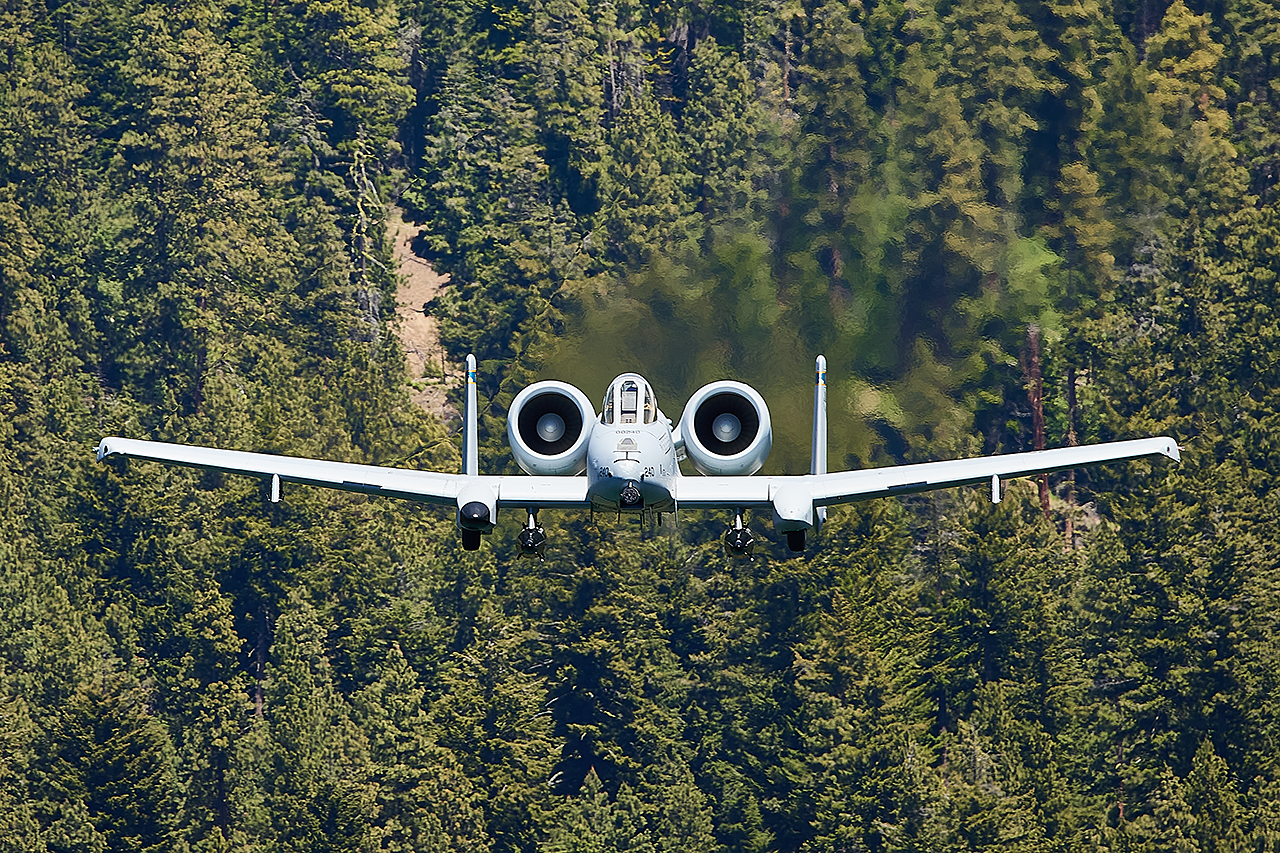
[389,207,460,423]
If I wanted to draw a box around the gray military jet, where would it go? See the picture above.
[97,356,1179,557]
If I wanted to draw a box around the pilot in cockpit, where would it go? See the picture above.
[602,375,656,425]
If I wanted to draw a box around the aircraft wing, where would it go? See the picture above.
[675,437,1180,508]
[94,437,591,508]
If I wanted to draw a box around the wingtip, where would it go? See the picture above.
[1162,437,1181,463]
[96,436,131,463]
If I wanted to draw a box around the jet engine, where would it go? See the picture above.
[676,381,772,476]
[507,381,595,476]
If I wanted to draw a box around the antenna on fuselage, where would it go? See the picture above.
[463,354,478,476]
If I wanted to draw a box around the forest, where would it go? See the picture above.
[2,0,1279,848]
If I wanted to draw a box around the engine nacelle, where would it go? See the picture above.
[507,381,595,475]
[676,381,772,476]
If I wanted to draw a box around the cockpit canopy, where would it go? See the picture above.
[601,374,657,425]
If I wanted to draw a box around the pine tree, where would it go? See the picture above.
[402,54,584,449]
[597,85,693,267]
[260,592,374,852]
[639,759,716,853]
[32,681,184,853]
[528,0,607,217]
[353,643,492,853]
[1038,0,1126,288]
[431,599,556,853]
[1248,776,1280,852]
[1124,766,1199,853]
[1183,740,1246,853]
[789,0,902,377]
[788,501,931,851]
[682,36,765,225]
[1223,0,1280,202]
[540,769,654,853]
[941,0,1061,218]
[1143,0,1248,220]
[274,0,414,160]
[0,698,45,853]
[108,1,298,419]
[166,581,254,850]
[1089,39,1173,243]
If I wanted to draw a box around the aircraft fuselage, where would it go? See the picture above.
[584,415,679,514]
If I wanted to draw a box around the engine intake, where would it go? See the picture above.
[507,381,595,475]
[677,381,772,476]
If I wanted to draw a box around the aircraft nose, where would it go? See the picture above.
[612,459,642,481]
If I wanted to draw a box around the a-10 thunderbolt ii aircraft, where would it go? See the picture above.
[96,355,1180,558]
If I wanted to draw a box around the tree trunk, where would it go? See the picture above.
[1065,365,1079,549]
[1022,325,1051,520]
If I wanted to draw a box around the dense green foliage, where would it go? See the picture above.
[3,0,1280,848]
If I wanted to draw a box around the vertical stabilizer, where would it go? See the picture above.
[464,354,479,477]
[811,355,827,476]
[812,355,828,530]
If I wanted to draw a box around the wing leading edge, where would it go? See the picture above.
[94,437,591,508]
[675,436,1181,508]
[96,435,1178,510]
